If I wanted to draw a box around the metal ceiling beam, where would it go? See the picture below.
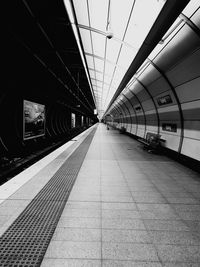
[104,0,191,116]
[78,24,138,51]
[91,78,110,86]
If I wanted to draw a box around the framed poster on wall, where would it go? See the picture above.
[157,95,172,106]
[162,123,177,132]
[23,100,45,140]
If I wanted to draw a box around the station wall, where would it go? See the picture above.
[106,6,200,161]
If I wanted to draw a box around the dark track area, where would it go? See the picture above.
[0,127,91,185]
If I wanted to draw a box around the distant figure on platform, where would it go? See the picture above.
[106,124,109,130]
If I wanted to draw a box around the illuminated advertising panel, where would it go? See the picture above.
[23,100,45,140]
[71,113,75,128]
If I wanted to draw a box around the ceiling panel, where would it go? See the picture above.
[111,0,134,40]
[94,58,104,72]
[86,54,94,69]
[80,28,92,54]
[88,0,108,31]
[106,39,121,62]
[91,32,106,58]
[73,0,89,25]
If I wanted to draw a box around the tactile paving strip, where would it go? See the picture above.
[0,127,97,267]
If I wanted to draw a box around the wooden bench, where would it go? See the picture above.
[138,132,165,152]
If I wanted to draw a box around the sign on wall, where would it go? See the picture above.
[135,105,141,112]
[157,95,172,106]
[23,100,45,140]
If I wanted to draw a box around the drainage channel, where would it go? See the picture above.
[0,127,97,267]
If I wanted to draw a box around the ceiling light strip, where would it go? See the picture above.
[63,0,97,109]
[86,0,99,111]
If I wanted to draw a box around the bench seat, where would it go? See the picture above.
[138,132,165,152]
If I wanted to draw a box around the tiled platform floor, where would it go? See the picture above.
[41,123,200,266]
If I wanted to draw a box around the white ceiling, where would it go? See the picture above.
[64,0,174,117]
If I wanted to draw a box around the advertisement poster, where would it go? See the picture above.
[23,100,45,140]
[71,113,75,128]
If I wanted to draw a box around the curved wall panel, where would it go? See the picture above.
[112,105,121,129]
[119,99,130,131]
[128,89,146,138]
[116,102,126,129]
[123,94,137,135]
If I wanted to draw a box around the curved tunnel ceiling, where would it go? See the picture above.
[63,0,192,118]
[64,0,167,118]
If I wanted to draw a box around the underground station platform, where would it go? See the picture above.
[0,123,200,267]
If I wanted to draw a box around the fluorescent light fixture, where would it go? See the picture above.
[63,0,75,24]
[63,0,96,107]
